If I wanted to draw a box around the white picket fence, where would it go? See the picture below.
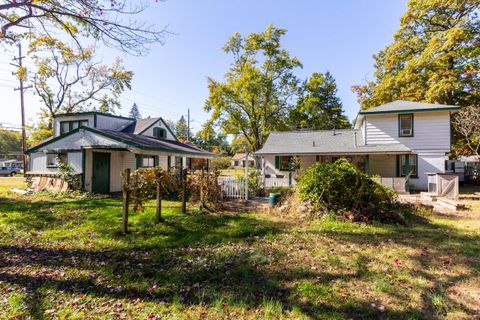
[218,176,246,199]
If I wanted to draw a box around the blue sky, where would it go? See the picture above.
[0,0,406,132]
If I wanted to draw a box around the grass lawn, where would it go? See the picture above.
[0,177,479,319]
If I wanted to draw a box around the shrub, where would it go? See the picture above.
[296,159,398,222]
[248,170,261,196]
[187,169,222,210]
[211,156,231,170]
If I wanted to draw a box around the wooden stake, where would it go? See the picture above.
[181,168,187,214]
[156,181,162,224]
[122,168,130,234]
[200,168,204,211]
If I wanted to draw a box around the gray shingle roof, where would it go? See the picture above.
[358,100,460,114]
[255,129,411,155]
[121,117,161,134]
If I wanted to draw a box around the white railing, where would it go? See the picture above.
[264,175,292,189]
[218,176,246,199]
[373,177,406,193]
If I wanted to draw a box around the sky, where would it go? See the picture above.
[0,0,407,133]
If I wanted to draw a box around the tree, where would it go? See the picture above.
[195,124,230,155]
[0,129,22,157]
[129,103,142,119]
[29,36,133,132]
[453,105,480,155]
[352,0,480,109]
[175,116,188,142]
[204,24,302,151]
[0,0,168,55]
[290,72,351,130]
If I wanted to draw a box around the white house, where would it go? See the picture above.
[27,112,214,193]
[255,101,461,191]
[231,153,256,168]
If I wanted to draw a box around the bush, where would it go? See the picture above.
[296,159,398,222]
[211,156,231,170]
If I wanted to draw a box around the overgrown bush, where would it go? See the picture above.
[296,159,398,222]
[248,170,261,196]
[211,156,232,170]
[187,169,222,210]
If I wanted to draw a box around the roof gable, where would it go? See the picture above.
[358,100,460,115]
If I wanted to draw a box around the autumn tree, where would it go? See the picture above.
[0,0,168,55]
[204,24,302,151]
[352,0,480,109]
[29,36,133,133]
[129,103,142,119]
[290,72,350,130]
[0,129,22,156]
[453,105,480,155]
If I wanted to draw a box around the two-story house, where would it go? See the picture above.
[27,112,214,193]
[255,101,460,191]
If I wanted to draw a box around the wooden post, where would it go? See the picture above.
[122,168,130,234]
[181,168,187,213]
[200,168,204,211]
[156,181,162,224]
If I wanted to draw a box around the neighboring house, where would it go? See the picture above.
[256,101,461,191]
[27,112,214,193]
[0,159,23,169]
[231,153,255,168]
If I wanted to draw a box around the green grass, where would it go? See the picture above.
[0,177,479,319]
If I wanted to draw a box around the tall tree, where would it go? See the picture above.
[352,0,480,109]
[204,24,302,151]
[290,72,351,130]
[175,116,188,142]
[129,103,142,119]
[29,36,133,132]
[0,0,168,55]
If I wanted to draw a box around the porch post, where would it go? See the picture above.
[365,155,370,176]
[405,154,410,193]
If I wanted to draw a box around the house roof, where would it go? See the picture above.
[122,117,160,134]
[358,100,460,115]
[27,126,214,157]
[255,129,411,155]
[232,153,255,160]
[54,111,134,121]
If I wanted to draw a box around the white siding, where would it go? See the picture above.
[29,152,83,173]
[95,114,134,131]
[53,115,94,137]
[67,152,83,173]
[412,153,447,190]
[365,112,451,152]
[140,119,176,140]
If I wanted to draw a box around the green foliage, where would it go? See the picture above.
[128,103,142,120]
[290,72,351,130]
[248,170,261,196]
[0,129,22,155]
[57,162,81,190]
[204,24,302,151]
[175,116,189,142]
[352,0,480,109]
[297,159,397,222]
[29,36,133,132]
[187,170,222,210]
[211,156,232,170]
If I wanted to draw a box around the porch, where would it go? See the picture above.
[260,153,412,193]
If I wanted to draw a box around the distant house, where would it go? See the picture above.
[256,101,461,191]
[231,153,255,168]
[27,112,214,193]
[0,159,23,169]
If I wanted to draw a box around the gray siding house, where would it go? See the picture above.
[256,101,460,191]
[27,112,214,193]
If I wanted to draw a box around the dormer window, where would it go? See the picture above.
[399,114,413,137]
[60,120,89,134]
[153,127,167,139]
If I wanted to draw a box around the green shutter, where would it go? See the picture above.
[396,155,400,177]
[154,155,159,167]
[275,156,280,170]
[135,154,143,169]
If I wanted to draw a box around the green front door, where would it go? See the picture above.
[92,152,110,193]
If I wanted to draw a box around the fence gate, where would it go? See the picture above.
[218,177,246,199]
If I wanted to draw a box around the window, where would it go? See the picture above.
[398,155,418,177]
[142,156,155,167]
[153,127,167,139]
[279,156,292,171]
[46,153,67,168]
[175,156,183,168]
[59,120,89,134]
[399,114,413,137]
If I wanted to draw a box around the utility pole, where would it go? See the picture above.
[187,108,190,142]
[12,43,32,176]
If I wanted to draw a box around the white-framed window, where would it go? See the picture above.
[399,114,413,137]
[142,156,155,167]
[46,153,67,168]
[59,120,89,134]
